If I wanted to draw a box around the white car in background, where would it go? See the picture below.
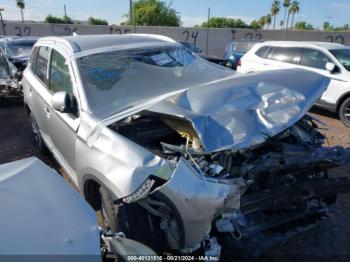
[237,41,350,127]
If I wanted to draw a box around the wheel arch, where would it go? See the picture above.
[80,170,124,203]
[83,178,102,211]
[80,174,119,211]
[336,92,350,113]
[82,175,186,250]
[82,174,119,211]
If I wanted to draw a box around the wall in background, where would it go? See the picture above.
[2,22,350,57]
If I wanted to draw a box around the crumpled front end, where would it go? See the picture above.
[105,69,350,257]
[0,51,21,105]
[144,116,350,255]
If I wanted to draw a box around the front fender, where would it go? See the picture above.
[76,125,173,199]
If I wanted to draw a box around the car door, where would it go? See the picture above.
[298,48,347,103]
[23,45,52,145]
[46,48,80,183]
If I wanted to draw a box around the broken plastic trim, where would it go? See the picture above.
[122,178,155,204]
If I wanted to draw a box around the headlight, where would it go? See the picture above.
[123,178,155,204]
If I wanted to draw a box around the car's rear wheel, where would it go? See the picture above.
[99,187,166,254]
[339,97,350,127]
[29,113,47,153]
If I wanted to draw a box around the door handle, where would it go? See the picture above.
[28,86,33,96]
[44,106,51,118]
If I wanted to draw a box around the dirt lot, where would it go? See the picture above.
[1,105,350,261]
[260,108,350,261]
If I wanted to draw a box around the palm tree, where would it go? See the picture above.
[15,0,25,23]
[271,0,281,30]
[266,14,272,29]
[282,0,290,28]
[286,5,291,29]
[289,0,300,29]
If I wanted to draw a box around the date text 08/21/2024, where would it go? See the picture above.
[126,255,220,261]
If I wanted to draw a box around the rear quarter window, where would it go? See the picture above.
[30,47,39,71]
[234,42,253,53]
[255,46,269,58]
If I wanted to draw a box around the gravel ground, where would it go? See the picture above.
[1,105,350,261]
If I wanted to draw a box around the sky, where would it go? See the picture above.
[0,0,350,29]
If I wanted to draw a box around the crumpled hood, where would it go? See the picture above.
[91,69,329,152]
[146,69,330,152]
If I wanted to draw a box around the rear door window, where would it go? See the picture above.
[34,46,51,84]
[300,48,332,70]
[265,46,275,59]
[269,47,300,64]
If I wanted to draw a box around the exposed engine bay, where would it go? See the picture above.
[0,51,21,107]
[109,111,350,255]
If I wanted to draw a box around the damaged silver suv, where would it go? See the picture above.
[23,34,350,258]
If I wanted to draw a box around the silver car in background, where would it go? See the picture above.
[22,34,350,258]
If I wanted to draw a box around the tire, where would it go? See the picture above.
[99,187,166,253]
[339,97,350,127]
[29,113,48,154]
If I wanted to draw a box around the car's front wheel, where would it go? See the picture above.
[339,97,350,127]
[99,187,166,253]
